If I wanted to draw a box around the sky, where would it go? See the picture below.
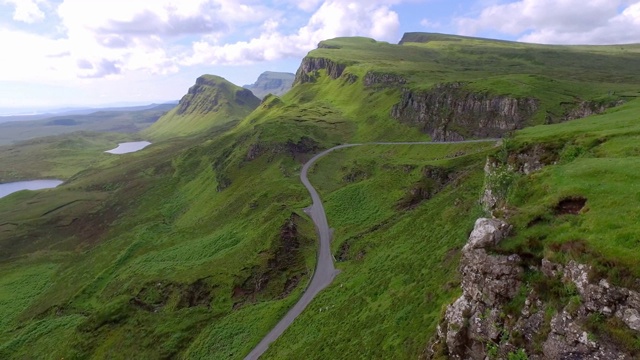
[1,0,639,112]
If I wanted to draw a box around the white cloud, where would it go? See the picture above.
[51,0,282,78]
[3,0,46,23]
[457,0,640,44]
[55,0,208,78]
[0,0,404,84]
[57,0,271,38]
[0,28,73,81]
[420,18,441,29]
[294,0,323,12]
[183,0,401,66]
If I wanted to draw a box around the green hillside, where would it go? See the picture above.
[145,75,260,139]
[0,33,639,359]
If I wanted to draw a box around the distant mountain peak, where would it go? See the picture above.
[243,71,295,99]
[145,74,260,139]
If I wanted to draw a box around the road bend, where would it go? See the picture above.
[244,140,497,360]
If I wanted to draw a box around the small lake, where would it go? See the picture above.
[105,141,151,154]
[0,180,63,199]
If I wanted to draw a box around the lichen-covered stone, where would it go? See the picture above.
[543,309,630,360]
[463,218,511,251]
[428,225,639,360]
[564,261,632,317]
[434,217,520,359]
[443,297,472,359]
[541,258,564,278]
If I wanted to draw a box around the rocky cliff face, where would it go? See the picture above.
[243,71,295,99]
[294,57,350,84]
[391,83,539,141]
[562,100,626,122]
[429,218,520,359]
[363,72,406,87]
[428,217,639,359]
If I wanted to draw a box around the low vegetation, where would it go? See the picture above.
[1,33,639,358]
[497,99,640,288]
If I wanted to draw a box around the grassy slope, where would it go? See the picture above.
[1,34,639,359]
[0,95,489,359]
[263,143,495,359]
[0,128,319,358]
[235,71,429,146]
[500,99,640,285]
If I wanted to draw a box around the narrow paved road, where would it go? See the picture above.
[244,140,497,360]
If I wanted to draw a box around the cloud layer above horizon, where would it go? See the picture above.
[1,0,639,107]
[1,0,403,83]
[456,0,640,45]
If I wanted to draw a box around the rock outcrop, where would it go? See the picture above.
[363,72,406,87]
[428,219,639,359]
[432,218,520,360]
[391,83,539,141]
[294,57,350,84]
[245,136,320,162]
[398,165,457,210]
[563,100,626,121]
[481,143,561,214]
[233,213,310,307]
[480,158,501,213]
[538,260,637,360]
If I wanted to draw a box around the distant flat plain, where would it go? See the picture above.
[0,104,174,146]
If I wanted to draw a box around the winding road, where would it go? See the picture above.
[244,140,497,360]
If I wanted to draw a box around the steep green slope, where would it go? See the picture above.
[146,75,260,139]
[501,99,640,283]
[0,128,319,358]
[258,143,492,359]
